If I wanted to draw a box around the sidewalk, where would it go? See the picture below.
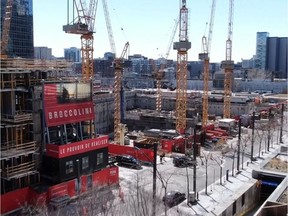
[164,143,284,216]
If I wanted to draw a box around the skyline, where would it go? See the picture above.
[33,0,288,63]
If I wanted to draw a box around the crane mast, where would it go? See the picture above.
[63,0,98,80]
[173,0,191,134]
[0,0,13,58]
[199,0,216,128]
[222,0,234,118]
[114,42,129,143]
[102,0,116,55]
[156,17,179,112]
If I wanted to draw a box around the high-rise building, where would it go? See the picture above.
[34,46,52,60]
[64,47,81,62]
[266,37,287,78]
[255,32,269,69]
[0,0,34,58]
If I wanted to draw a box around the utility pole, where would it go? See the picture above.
[251,111,256,162]
[152,142,158,216]
[193,128,197,194]
[280,104,284,143]
[267,108,271,151]
[237,119,241,172]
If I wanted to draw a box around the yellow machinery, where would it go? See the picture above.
[199,0,216,128]
[173,0,191,134]
[222,0,234,118]
[63,0,98,80]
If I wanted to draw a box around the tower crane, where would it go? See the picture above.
[199,0,216,128]
[222,0,234,118]
[1,0,13,58]
[114,42,129,143]
[102,0,116,55]
[63,0,98,80]
[155,17,179,112]
[173,0,191,134]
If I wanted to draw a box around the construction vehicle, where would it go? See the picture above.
[114,42,130,143]
[0,0,13,59]
[222,0,234,118]
[63,0,98,80]
[199,0,216,128]
[173,0,191,134]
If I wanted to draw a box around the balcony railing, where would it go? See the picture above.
[1,141,37,159]
[2,160,37,179]
[1,111,32,123]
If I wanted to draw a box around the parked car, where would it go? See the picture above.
[162,191,186,207]
[116,155,142,169]
[173,156,195,167]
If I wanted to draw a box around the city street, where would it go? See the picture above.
[118,112,288,215]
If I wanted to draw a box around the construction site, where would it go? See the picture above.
[1,0,287,215]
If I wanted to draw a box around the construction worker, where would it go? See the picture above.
[119,186,124,203]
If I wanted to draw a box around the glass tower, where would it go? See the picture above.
[255,32,269,70]
[0,0,34,58]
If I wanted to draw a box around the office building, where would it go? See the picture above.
[255,32,269,70]
[34,46,52,60]
[266,37,288,78]
[64,47,81,62]
[0,0,34,58]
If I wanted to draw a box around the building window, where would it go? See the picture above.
[241,194,245,206]
[82,156,89,170]
[233,201,236,215]
[66,161,73,174]
[97,153,104,165]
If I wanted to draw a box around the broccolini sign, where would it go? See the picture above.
[43,84,94,126]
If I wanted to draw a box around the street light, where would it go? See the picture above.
[280,103,284,144]
[76,159,81,196]
[134,142,158,216]
[237,118,241,172]
[251,111,257,162]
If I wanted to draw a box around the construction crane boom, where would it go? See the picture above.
[199,0,216,128]
[114,42,129,143]
[207,0,216,55]
[173,0,191,134]
[165,17,179,60]
[1,0,13,58]
[155,17,179,112]
[102,0,116,55]
[222,0,234,118]
[63,0,98,80]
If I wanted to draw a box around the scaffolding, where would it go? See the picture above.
[0,58,72,194]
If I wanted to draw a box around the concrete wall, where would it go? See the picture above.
[220,181,261,216]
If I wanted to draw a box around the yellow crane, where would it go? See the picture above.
[155,17,179,112]
[222,0,234,118]
[173,0,191,134]
[199,0,216,128]
[114,42,129,143]
[0,0,13,58]
[63,0,98,80]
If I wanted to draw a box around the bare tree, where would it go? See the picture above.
[199,150,212,195]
